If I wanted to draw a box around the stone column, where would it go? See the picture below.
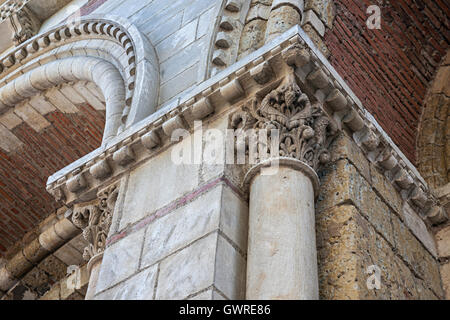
[265,0,304,42]
[71,184,119,300]
[230,73,336,300]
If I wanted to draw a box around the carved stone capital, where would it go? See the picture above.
[230,72,337,173]
[10,7,40,45]
[71,184,119,262]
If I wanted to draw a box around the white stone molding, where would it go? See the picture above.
[210,0,251,76]
[0,14,159,136]
[0,56,125,141]
[45,26,442,225]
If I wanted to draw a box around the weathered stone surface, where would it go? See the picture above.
[302,23,329,57]
[53,243,84,266]
[188,288,227,300]
[96,228,145,293]
[431,66,450,96]
[219,186,248,252]
[318,159,395,248]
[214,234,246,300]
[436,225,450,258]
[391,215,443,297]
[370,164,403,216]
[329,133,371,182]
[316,204,441,300]
[238,19,267,59]
[22,238,49,264]
[141,186,223,268]
[156,233,217,300]
[95,265,158,300]
[22,268,50,295]
[441,262,450,300]
[40,284,60,300]
[402,202,437,257]
[247,164,318,300]
[5,251,33,278]
[120,135,200,230]
[305,0,335,28]
[38,255,67,282]
[265,5,301,42]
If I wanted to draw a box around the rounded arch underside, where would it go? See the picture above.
[417,51,450,190]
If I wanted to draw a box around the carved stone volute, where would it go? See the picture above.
[72,184,119,261]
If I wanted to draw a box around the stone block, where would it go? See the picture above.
[188,288,227,300]
[370,162,403,215]
[316,204,364,300]
[305,0,335,28]
[156,18,197,62]
[140,182,248,269]
[156,233,217,300]
[38,255,67,282]
[6,251,33,278]
[214,235,246,299]
[441,262,450,300]
[219,185,248,252]
[329,133,371,183]
[120,136,200,230]
[53,243,84,266]
[141,186,223,268]
[148,11,183,45]
[391,215,443,297]
[22,268,50,295]
[14,102,50,132]
[95,265,158,300]
[0,123,23,153]
[23,238,49,264]
[402,202,437,257]
[182,0,216,25]
[197,7,216,39]
[436,225,450,258]
[160,37,206,84]
[95,228,145,293]
[159,62,200,104]
[0,109,22,130]
[40,284,60,300]
[317,159,395,247]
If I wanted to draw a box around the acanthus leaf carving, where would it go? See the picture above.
[72,184,119,261]
[230,73,337,171]
[9,7,39,45]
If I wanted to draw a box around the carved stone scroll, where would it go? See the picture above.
[72,184,119,261]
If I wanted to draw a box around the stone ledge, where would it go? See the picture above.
[45,25,440,225]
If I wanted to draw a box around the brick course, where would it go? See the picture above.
[0,104,105,258]
[325,0,449,163]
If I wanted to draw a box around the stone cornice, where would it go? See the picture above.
[45,25,443,223]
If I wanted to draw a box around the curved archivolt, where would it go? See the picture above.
[417,50,450,190]
[0,14,159,144]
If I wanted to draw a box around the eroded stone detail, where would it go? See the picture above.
[72,185,119,261]
[10,7,39,45]
[230,73,336,171]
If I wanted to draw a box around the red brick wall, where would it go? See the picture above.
[325,0,449,163]
[0,105,105,257]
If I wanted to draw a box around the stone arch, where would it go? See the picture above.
[0,14,159,144]
[417,50,450,190]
